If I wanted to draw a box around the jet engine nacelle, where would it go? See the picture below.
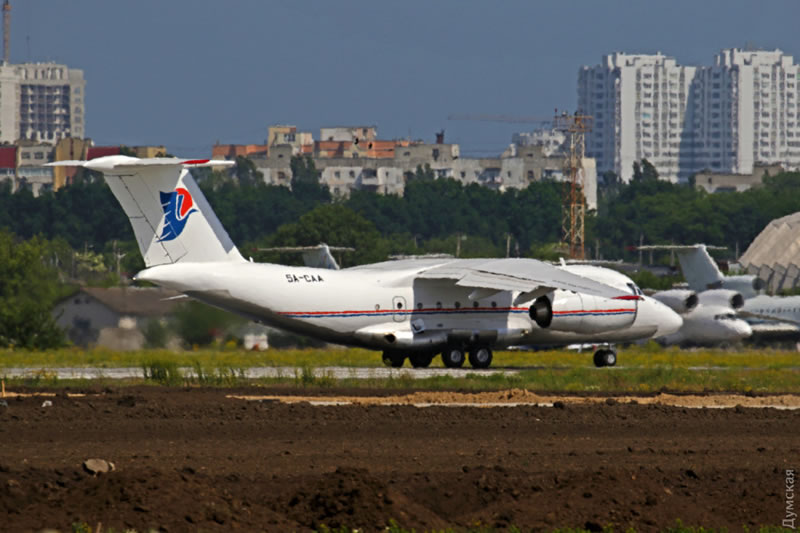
[651,289,698,314]
[720,275,764,299]
[530,291,637,334]
[698,289,744,310]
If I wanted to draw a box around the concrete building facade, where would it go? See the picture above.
[248,136,596,207]
[512,128,567,156]
[579,49,800,183]
[0,63,86,145]
[694,163,784,193]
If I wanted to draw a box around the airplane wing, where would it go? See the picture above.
[748,320,800,341]
[415,258,630,299]
[738,310,800,326]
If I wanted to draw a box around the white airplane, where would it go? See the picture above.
[638,244,765,298]
[548,263,682,366]
[652,289,753,346]
[642,244,800,341]
[50,156,682,368]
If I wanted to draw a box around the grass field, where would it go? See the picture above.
[1,344,799,393]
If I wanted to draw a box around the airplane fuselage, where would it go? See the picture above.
[137,260,677,352]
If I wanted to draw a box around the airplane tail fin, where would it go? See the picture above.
[257,244,355,270]
[49,156,245,267]
[676,246,725,291]
[638,244,725,291]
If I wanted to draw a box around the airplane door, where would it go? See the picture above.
[392,296,408,322]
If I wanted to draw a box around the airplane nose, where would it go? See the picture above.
[647,297,683,338]
[731,319,753,340]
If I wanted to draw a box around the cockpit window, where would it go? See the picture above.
[714,313,737,321]
[626,283,644,296]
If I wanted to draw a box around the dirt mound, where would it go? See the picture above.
[232,389,800,409]
[279,467,447,531]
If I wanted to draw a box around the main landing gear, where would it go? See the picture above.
[382,345,494,369]
[593,347,617,368]
[441,345,493,369]
[382,351,436,368]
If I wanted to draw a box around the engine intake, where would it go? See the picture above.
[651,289,698,314]
[698,289,744,310]
[529,296,553,328]
[531,291,637,334]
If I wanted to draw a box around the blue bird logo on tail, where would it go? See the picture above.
[157,187,197,242]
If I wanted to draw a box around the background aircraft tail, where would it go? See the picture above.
[639,244,725,291]
[49,156,244,267]
[675,246,725,290]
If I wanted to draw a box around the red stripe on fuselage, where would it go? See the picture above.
[277,306,635,317]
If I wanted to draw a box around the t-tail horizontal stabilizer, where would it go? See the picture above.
[47,156,244,267]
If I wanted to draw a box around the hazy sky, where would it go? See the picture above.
[11,1,800,156]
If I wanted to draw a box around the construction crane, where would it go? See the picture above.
[449,110,593,260]
[553,111,592,260]
[446,113,553,125]
[3,0,9,64]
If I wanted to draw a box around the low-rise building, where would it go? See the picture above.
[320,126,377,143]
[212,143,268,160]
[53,137,92,189]
[250,144,293,187]
[693,164,784,193]
[0,145,16,189]
[268,125,313,155]
[220,125,597,204]
[16,141,54,195]
[53,287,180,349]
[132,145,168,158]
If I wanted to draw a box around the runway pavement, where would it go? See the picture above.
[4,364,798,380]
[0,366,520,380]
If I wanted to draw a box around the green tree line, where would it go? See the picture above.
[3,156,800,270]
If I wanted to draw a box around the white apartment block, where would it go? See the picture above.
[512,128,567,156]
[0,62,85,145]
[579,49,800,183]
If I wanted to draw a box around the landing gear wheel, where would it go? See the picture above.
[409,352,434,368]
[382,351,405,368]
[468,346,493,369]
[441,346,466,368]
[593,349,617,368]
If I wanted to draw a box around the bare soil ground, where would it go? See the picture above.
[1,386,797,531]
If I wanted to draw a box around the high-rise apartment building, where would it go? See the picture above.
[0,62,85,144]
[579,49,800,182]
